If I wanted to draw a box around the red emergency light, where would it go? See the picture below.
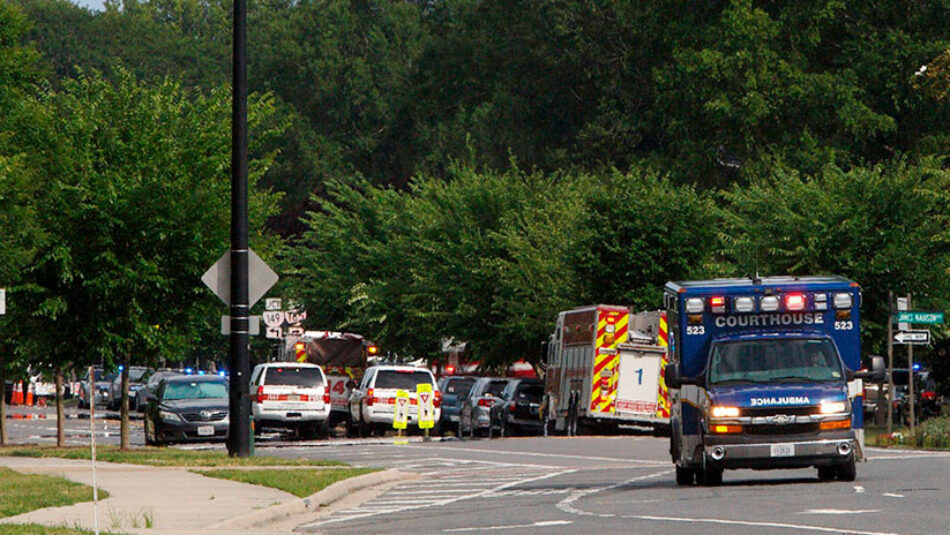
[605,315,618,325]
[367,345,379,356]
[445,365,456,374]
[710,296,726,313]
[785,294,805,311]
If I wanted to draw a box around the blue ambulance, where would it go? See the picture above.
[664,276,884,486]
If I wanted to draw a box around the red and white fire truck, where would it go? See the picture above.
[544,305,670,435]
[293,331,378,428]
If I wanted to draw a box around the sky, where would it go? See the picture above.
[73,0,106,12]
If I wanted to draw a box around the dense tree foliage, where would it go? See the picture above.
[1,0,947,372]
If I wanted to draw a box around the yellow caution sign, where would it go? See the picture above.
[393,389,409,430]
[417,383,435,430]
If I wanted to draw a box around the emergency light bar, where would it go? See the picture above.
[832,293,852,309]
[760,296,780,312]
[733,296,755,313]
[685,298,704,314]
[785,294,805,311]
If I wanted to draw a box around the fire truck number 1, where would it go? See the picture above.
[634,368,643,385]
[834,321,854,331]
[686,326,705,336]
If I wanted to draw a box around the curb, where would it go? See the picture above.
[206,468,416,530]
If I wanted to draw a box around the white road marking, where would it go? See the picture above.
[443,520,572,532]
[854,485,866,493]
[625,514,906,535]
[557,469,672,517]
[426,445,669,465]
[882,493,904,498]
[798,509,880,515]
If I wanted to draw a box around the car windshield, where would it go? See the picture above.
[163,381,227,400]
[484,380,509,397]
[708,338,843,385]
[264,367,324,387]
[517,385,544,401]
[444,379,475,396]
[128,368,150,381]
[374,370,434,390]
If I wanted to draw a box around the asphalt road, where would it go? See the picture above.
[258,435,949,535]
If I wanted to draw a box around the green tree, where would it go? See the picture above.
[11,69,283,448]
[721,160,950,356]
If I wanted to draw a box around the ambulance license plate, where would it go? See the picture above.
[197,426,214,436]
[770,443,794,457]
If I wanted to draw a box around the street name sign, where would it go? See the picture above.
[893,330,930,345]
[201,249,278,308]
[894,311,944,325]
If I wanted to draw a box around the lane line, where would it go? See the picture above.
[625,514,907,535]
[443,520,572,532]
[425,445,668,465]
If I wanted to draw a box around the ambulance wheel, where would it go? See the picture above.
[675,465,695,486]
[700,465,722,486]
[817,466,836,481]
[836,457,856,482]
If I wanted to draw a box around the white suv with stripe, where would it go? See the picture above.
[347,365,441,436]
[250,362,331,438]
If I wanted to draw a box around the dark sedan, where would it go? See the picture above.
[144,375,229,446]
[491,378,545,437]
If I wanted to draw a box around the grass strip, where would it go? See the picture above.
[0,526,120,535]
[195,467,379,498]
[0,446,344,468]
[0,467,107,518]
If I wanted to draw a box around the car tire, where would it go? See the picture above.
[817,466,836,481]
[675,465,695,486]
[836,457,857,482]
[700,465,723,486]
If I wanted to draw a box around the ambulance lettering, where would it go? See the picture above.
[750,396,811,406]
[714,313,824,328]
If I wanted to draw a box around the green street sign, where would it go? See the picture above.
[894,311,944,325]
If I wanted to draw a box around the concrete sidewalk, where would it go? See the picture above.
[0,456,283,534]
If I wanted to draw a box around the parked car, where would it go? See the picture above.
[436,375,477,433]
[77,367,117,409]
[458,377,511,439]
[143,375,229,445]
[136,370,183,413]
[347,365,441,437]
[491,378,545,437]
[107,366,152,411]
[250,362,331,438]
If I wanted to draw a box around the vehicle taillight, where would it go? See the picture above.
[478,398,493,407]
[434,391,442,408]
[323,390,330,404]
[256,385,264,403]
[922,391,936,401]
[509,402,516,412]
[367,388,374,407]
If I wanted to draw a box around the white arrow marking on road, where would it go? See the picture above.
[882,493,905,498]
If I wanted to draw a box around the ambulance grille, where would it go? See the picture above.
[746,423,820,435]
[741,406,819,417]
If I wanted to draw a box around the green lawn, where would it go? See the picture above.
[0,526,118,535]
[195,467,379,498]
[0,446,344,468]
[867,417,950,449]
[0,467,107,519]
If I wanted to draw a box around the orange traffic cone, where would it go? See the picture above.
[25,383,34,406]
[11,381,21,406]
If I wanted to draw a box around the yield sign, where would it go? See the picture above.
[201,249,278,308]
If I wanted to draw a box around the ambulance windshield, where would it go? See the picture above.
[708,338,843,385]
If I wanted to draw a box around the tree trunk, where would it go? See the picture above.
[55,367,65,447]
[120,362,130,450]
[0,368,7,445]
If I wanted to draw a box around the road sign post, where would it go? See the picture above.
[393,390,409,445]
[417,383,435,441]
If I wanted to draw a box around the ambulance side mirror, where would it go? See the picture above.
[666,362,703,388]
[853,356,885,382]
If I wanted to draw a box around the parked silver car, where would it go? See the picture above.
[458,377,511,439]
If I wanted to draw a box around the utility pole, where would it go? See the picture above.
[227,0,250,457]
[907,294,915,436]
[886,291,894,435]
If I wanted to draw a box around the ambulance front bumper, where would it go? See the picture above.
[703,435,855,469]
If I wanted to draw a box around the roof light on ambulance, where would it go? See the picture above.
[760,295,780,312]
[733,296,754,313]
[685,298,704,314]
[709,296,726,314]
[833,293,852,309]
[785,294,805,311]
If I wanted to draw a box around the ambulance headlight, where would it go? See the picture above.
[760,296,780,312]
[711,406,740,418]
[685,298,704,314]
[833,293,852,309]
[734,297,754,313]
[820,400,847,414]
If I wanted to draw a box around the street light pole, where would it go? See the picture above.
[228,0,250,457]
